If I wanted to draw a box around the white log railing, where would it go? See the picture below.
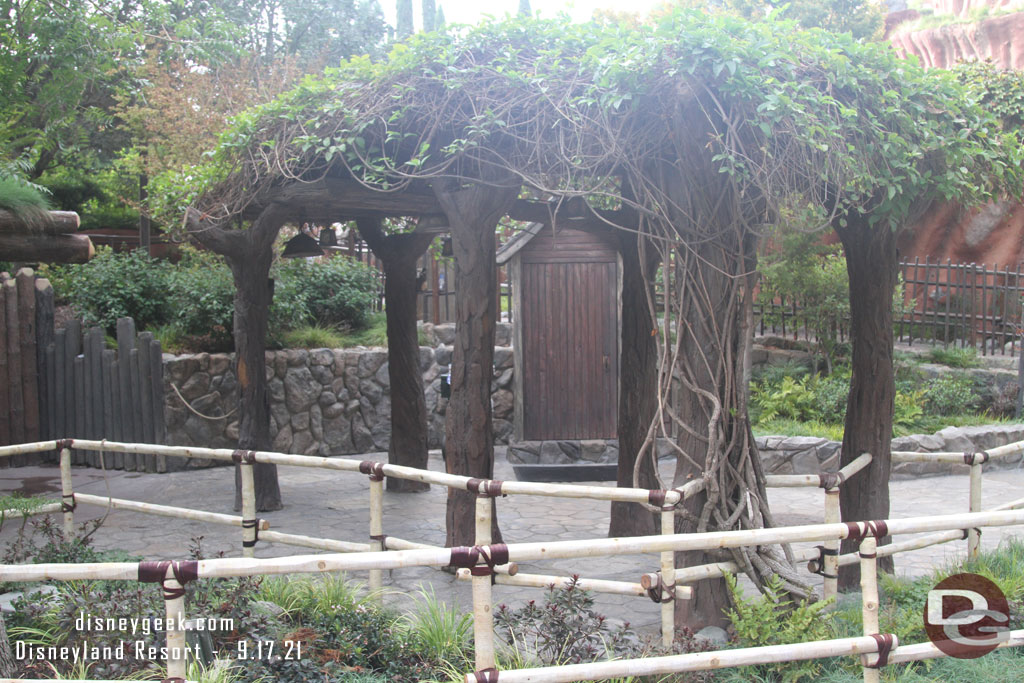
[0,439,1022,681]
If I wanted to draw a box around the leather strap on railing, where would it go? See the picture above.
[138,560,199,600]
[809,545,838,579]
[56,438,74,451]
[467,478,505,498]
[231,450,256,464]
[964,451,989,466]
[242,519,261,547]
[473,667,500,682]
[866,633,895,668]
[818,471,846,490]
[448,544,510,577]
[61,493,76,513]
[845,520,888,543]
[359,460,385,481]
[645,572,676,603]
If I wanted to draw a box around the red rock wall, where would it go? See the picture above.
[889,3,1024,266]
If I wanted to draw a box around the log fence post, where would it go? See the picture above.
[473,493,496,672]
[240,458,257,559]
[823,487,840,605]
[660,508,675,648]
[164,574,188,680]
[361,460,385,598]
[859,536,880,683]
[968,453,984,559]
[59,444,74,540]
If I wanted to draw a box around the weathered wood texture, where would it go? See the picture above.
[7,311,168,470]
[518,229,619,440]
[0,209,80,234]
[0,233,94,263]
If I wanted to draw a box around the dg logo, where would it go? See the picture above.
[924,573,1011,659]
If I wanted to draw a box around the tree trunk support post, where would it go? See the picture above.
[59,445,74,540]
[369,477,384,597]
[660,508,676,648]
[164,571,188,680]
[968,454,984,559]
[240,460,257,559]
[473,494,496,672]
[823,488,840,605]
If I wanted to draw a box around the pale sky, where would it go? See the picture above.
[380,0,668,29]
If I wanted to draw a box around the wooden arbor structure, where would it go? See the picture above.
[180,13,1018,627]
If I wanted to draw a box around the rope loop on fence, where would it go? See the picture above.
[807,545,838,579]
[845,520,888,543]
[231,450,256,464]
[61,493,76,513]
[242,519,261,547]
[55,438,73,451]
[645,572,676,603]
[358,460,385,481]
[865,633,896,668]
[138,560,199,600]
[473,667,500,682]
[467,478,505,498]
[448,543,510,577]
[964,451,989,466]
[818,471,846,490]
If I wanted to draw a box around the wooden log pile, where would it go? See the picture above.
[0,210,93,264]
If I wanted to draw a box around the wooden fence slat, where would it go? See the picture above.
[104,349,122,469]
[73,355,85,465]
[136,338,155,472]
[5,279,24,448]
[16,269,38,449]
[148,337,166,473]
[35,279,54,443]
[53,329,66,447]
[63,319,81,461]
[45,343,56,447]
[116,317,136,471]
[84,327,104,467]
[129,348,152,472]
[0,279,9,449]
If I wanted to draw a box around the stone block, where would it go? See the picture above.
[375,361,390,388]
[310,364,333,386]
[935,426,976,453]
[790,448,819,474]
[310,404,323,441]
[291,412,310,431]
[495,367,514,388]
[419,347,434,372]
[268,378,285,403]
[357,350,388,379]
[292,430,314,455]
[495,322,512,347]
[179,372,211,401]
[492,389,514,420]
[209,354,231,376]
[311,349,333,366]
[494,347,514,370]
[286,348,307,366]
[352,416,374,452]
[434,324,456,345]
[539,441,573,464]
[284,366,319,412]
[362,381,383,405]
[272,424,293,452]
[494,419,513,443]
[508,442,541,464]
[435,346,452,367]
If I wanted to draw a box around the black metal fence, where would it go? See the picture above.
[757,258,1024,356]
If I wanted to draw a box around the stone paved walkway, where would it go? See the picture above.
[1,450,1022,634]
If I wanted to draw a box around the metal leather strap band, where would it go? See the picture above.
[818,471,846,490]
[61,493,76,513]
[473,667,499,682]
[648,489,667,509]
[468,478,506,498]
[370,533,387,549]
[866,633,895,668]
[231,450,256,464]
[809,545,838,579]
[845,520,888,543]
[964,451,989,466]
[138,560,199,600]
[359,460,385,481]
[56,438,74,451]
[242,518,260,547]
[646,573,675,603]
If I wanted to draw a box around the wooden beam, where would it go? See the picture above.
[0,233,94,263]
[0,210,79,234]
[240,177,444,221]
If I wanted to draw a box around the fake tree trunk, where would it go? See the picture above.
[187,206,286,512]
[357,218,434,493]
[835,215,897,586]
[0,612,13,677]
[609,232,661,538]
[434,180,518,547]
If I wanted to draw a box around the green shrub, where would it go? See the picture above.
[724,572,835,682]
[275,257,380,330]
[60,247,174,332]
[281,324,345,349]
[169,248,236,348]
[924,346,982,368]
[924,373,981,416]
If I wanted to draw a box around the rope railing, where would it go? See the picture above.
[2,438,1022,681]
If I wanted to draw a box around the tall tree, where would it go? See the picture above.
[397,0,414,37]
[518,0,531,16]
[422,0,436,32]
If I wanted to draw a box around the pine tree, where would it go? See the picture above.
[397,0,413,38]
[518,0,531,16]
[422,0,436,31]
[435,5,445,27]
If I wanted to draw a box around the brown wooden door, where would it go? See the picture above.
[521,259,618,440]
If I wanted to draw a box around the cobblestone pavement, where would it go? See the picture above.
[1,450,1022,634]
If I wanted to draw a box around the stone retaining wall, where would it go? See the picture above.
[758,424,1024,478]
[163,323,514,463]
